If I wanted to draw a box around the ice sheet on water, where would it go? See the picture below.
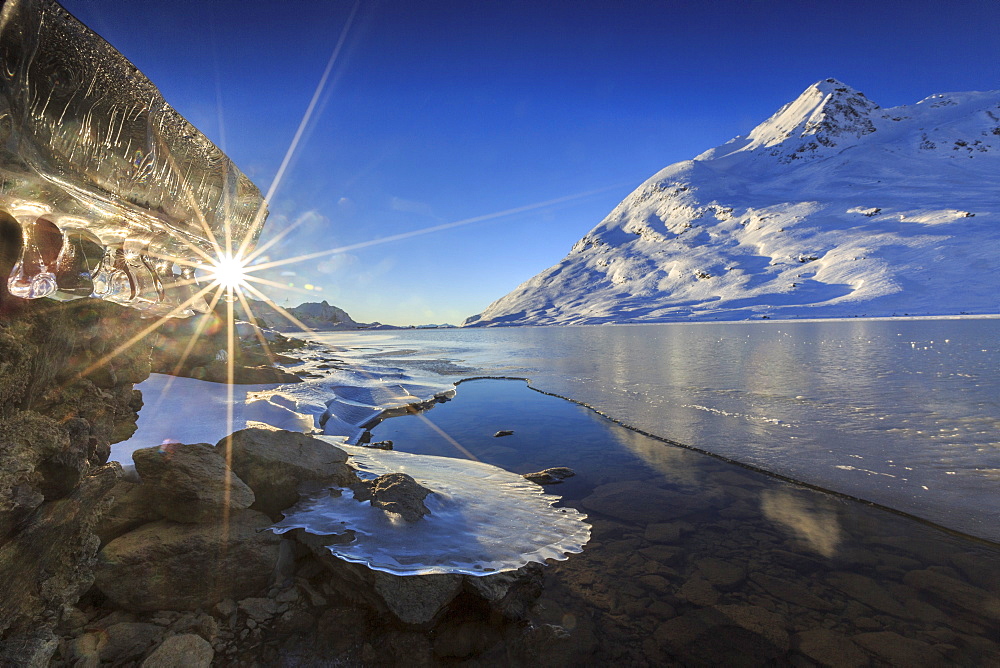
[272,443,591,576]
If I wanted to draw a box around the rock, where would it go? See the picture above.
[853,631,944,666]
[750,572,835,610]
[0,464,120,639]
[433,619,499,658]
[238,597,278,623]
[131,443,254,524]
[581,481,693,524]
[643,522,690,544]
[372,571,463,625]
[827,572,911,618]
[94,510,281,611]
[522,467,575,485]
[713,604,791,654]
[141,633,213,667]
[696,557,746,590]
[368,473,431,522]
[903,569,1000,621]
[794,628,869,668]
[100,622,163,662]
[219,427,356,518]
[678,576,720,607]
[493,430,514,437]
[0,626,59,668]
[463,564,544,619]
[95,479,162,545]
[315,606,367,654]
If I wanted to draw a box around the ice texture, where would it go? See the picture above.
[0,0,267,314]
[272,443,591,576]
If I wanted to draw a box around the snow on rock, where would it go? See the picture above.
[465,80,1000,326]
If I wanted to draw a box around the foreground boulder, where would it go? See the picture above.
[132,443,255,523]
[94,510,281,611]
[219,427,357,518]
[354,472,432,522]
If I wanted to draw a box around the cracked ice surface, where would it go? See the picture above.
[0,0,266,314]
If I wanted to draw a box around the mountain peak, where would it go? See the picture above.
[742,78,880,155]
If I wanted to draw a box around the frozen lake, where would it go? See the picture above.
[314,317,1000,542]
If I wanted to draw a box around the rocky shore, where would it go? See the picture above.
[48,428,556,666]
[0,294,563,665]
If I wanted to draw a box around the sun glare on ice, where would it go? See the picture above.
[204,253,250,292]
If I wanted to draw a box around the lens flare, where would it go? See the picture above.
[205,253,250,292]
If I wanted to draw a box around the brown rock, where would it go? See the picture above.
[141,633,213,668]
[132,443,254,523]
[794,628,869,667]
[713,604,790,653]
[100,622,163,663]
[522,467,575,485]
[219,427,356,518]
[94,510,281,611]
[750,572,835,611]
[678,576,720,607]
[372,571,463,625]
[903,569,1000,622]
[696,557,746,590]
[827,572,910,618]
[581,481,693,524]
[368,472,431,522]
[853,631,943,667]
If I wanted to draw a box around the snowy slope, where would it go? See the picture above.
[465,79,1000,326]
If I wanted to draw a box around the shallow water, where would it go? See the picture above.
[369,378,1000,665]
[315,318,1000,541]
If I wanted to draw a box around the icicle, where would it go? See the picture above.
[91,245,136,303]
[6,216,62,299]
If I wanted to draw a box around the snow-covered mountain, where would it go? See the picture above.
[464,79,1000,326]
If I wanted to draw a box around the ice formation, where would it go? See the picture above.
[272,443,592,576]
[0,0,266,315]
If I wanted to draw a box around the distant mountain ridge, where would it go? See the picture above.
[465,79,1000,326]
[246,299,368,331]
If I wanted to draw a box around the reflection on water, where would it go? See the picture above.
[760,489,842,558]
[319,318,1000,541]
[372,378,1000,665]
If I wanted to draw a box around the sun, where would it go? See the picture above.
[204,252,250,292]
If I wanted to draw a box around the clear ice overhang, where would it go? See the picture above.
[0,0,268,315]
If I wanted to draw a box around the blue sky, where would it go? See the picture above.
[62,0,1000,325]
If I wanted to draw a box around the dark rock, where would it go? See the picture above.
[368,472,432,522]
[522,467,575,485]
[903,568,1000,621]
[463,563,545,619]
[749,572,835,610]
[141,633,214,667]
[94,510,281,611]
[0,464,120,639]
[219,427,356,518]
[95,479,162,545]
[793,628,869,668]
[853,630,944,666]
[132,443,254,523]
[696,557,746,590]
[827,572,911,618]
[372,571,463,625]
[580,481,693,524]
[100,621,163,662]
[433,619,499,658]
